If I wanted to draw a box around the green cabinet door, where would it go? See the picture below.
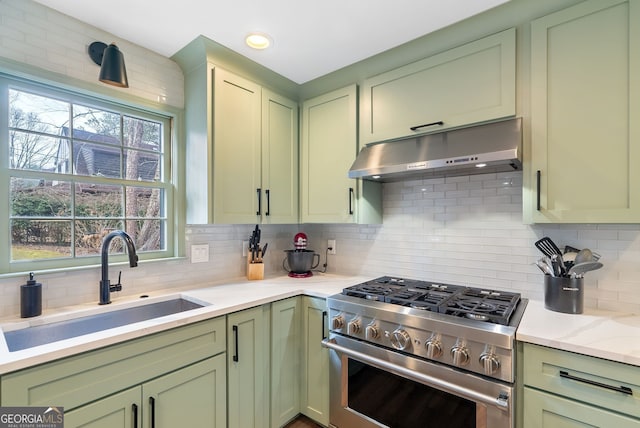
[213,68,262,224]
[227,305,270,428]
[528,0,640,223]
[524,387,639,428]
[300,297,329,426]
[361,28,515,145]
[143,355,226,428]
[270,297,302,427]
[301,84,359,223]
[262,90,299,224]
[64,387,140,428]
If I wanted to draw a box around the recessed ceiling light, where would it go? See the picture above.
[245,32,272,50]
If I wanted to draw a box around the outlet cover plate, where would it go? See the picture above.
[191,244,209,263]
[328,239,336,255]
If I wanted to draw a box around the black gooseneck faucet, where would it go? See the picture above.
[99,230,138,305]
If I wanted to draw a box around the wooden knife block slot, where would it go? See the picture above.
[246,250,264,280]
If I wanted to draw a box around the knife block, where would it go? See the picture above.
[246,250,264,280]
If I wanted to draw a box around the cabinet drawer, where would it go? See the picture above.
[523,343,640,418]
[524,387,639,427]
[1,316,226,411]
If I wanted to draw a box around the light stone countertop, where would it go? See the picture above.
[516,299,640,366]
[2,275,639,375]
[0,273,370,375]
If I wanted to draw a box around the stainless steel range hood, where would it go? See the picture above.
[349,118,522,182]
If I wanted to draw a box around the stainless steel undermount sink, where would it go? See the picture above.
[3,298,206,352]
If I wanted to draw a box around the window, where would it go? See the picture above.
[1,75,174,272]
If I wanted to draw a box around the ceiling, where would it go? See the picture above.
[33,0,510,84]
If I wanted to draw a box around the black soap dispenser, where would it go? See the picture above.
[21,272,42,318]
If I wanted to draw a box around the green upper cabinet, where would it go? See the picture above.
[213,69,299,224]
[213,68,262,224]
[261,89,299,224]
[360,28,516,145]
[182,63,298,224]
[301,84,382,224]
[527,0,640,223]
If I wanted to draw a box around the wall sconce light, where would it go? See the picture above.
[88,41,129,88]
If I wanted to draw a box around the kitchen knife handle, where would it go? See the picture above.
[265,189,270,216]
[322,311,328,340]
[409,121,444,131]
[559,370,632,395]
[256,188,262,216]
[149,397,156,428]
[348,187,354,215]
[132,403,138,428]
[536,170,541,211]
[232,325,239,362]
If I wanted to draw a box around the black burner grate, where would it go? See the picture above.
[343,277,521,325]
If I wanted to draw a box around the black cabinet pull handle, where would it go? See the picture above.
[322,311,327,340]
[265,189,270,216]
[132,403,138,428]
[536,170,541,211]
[149,397,156,428]
[410,121,444,131]
[256,188,262,216]
[559,370,632,395]
[348,188,354,215]
[232,325,239,362]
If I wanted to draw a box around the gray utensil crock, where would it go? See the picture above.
[544,276,584,314]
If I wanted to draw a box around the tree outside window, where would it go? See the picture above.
[6,85,170,264]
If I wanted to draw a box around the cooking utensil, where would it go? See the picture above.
[568,261,603,278]
[535,237,563,258]
[535,259,554,275]
[564,245,581,254]
[551,253,566,277]
[574,248,593,264]
[261,243,268,258]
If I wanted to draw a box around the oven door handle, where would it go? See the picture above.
[322,338,510,411]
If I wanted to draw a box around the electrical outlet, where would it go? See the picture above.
[328,239,336,255]
[191,244,209,263]
[242,241,248,257]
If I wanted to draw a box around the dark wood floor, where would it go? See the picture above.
[283,414,324,428]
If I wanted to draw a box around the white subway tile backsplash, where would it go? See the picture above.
[312,172,640,314]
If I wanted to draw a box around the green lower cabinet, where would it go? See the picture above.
[64,387,140,428]
[143,355,226,428]
[522,343,640,428]
[65,355,226,428]
[300,296,329,426]
[524,387,639,428]
[227,305,270,428]
[271,297,302,427]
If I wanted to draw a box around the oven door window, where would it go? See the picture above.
[347,358,476,428]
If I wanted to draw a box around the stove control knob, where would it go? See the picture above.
[348,319,361,335]
[332,315,345,330]
[365,324,379,340]
[390,329,411,351]
[479,352,501,375]
[450,345,470,366]
[425,339,443,359]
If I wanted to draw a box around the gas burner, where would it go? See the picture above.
[439,288,520,325]
[342,277,521,326]
[343,283,401,301]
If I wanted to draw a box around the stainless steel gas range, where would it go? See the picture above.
[322,276,527,428]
